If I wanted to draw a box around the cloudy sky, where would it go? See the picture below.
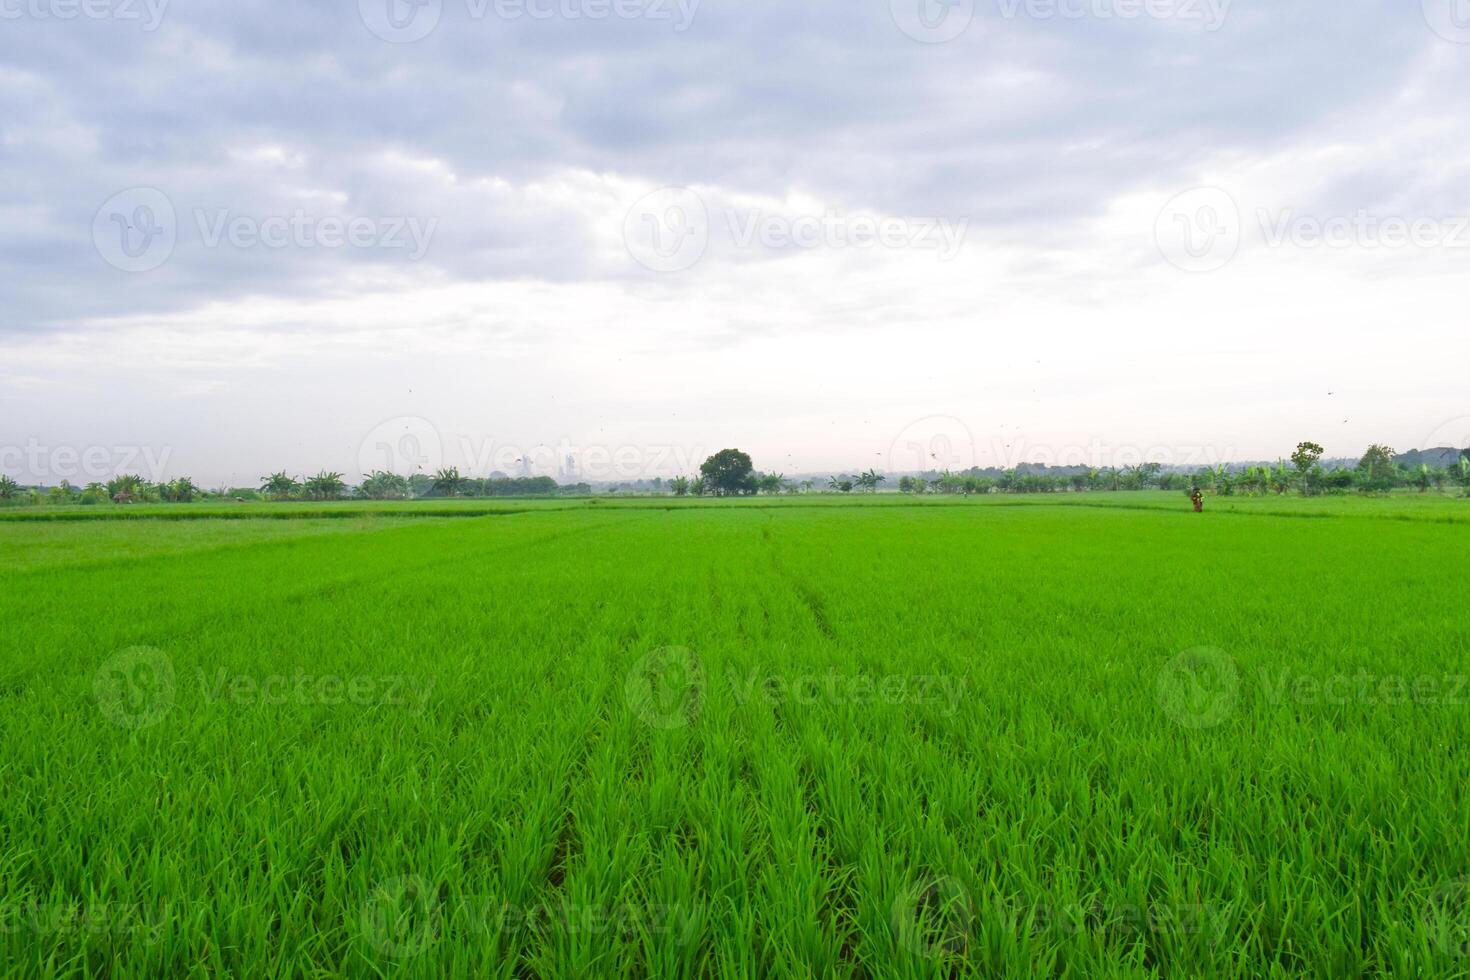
[2,0,1468,486]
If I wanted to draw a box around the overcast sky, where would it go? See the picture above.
[2,0,1469,486]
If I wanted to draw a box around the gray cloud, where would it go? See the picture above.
[1,0,1455,336]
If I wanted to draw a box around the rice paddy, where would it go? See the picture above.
[2,493,1468,977]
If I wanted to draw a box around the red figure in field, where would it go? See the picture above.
[1190,488,1205,513]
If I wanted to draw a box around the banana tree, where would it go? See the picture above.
[431,467,465,497]
[260,472,301,501]
[304,471,347,501]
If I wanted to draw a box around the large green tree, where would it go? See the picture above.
[1356,444,1397,493]
[699,449,757,497]
[1289,441,1325,496]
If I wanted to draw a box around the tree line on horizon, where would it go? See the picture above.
[2,442,1467,506]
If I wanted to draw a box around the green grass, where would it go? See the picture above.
[2,494,1469,977]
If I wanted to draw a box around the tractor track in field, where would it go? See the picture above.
[757,518,838,643]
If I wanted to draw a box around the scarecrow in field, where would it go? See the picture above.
[1189,487,1205,513]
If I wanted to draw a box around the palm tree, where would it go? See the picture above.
[303,471,347,501]
[670,476,690,496]
[260,472,301,501]
[855,468,885,493]
[0,475,18,499]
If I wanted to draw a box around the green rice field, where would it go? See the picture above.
[3,493,1469,977]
